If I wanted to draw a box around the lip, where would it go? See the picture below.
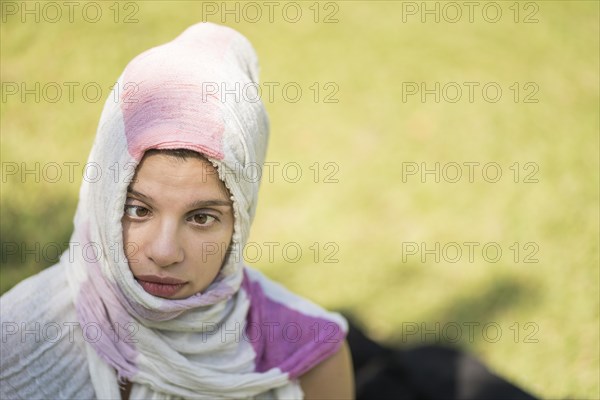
[135,274,187,285]
[135,274,187,298]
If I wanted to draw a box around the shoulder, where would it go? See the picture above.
[1,264,94,399]
[241,267,352,385]
[299,339,354,399]
[1,263,74,326]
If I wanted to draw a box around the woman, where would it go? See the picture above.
[0,22,353,399]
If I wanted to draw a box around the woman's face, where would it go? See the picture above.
[122,152,234,299]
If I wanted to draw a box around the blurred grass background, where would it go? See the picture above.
[1,1,598,398]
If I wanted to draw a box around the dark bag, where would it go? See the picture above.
[346,317,539,400]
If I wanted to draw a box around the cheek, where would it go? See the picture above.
[187,231,233,273]
[193,233,231,261]
[218,224,234,260]
[122,220,141,261]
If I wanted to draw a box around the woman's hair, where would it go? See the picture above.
[143,148,207,162]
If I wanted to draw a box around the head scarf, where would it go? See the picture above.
[63,22,347,399]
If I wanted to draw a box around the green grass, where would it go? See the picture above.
[1,1,598,398]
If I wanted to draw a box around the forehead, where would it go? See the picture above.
[130,153,231,202]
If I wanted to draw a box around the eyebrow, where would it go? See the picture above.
[127,188,232,209]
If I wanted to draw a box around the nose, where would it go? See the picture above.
[146,219,184,267]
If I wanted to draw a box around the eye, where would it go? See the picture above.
[189,213,217,227]
[124,205,151,219]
